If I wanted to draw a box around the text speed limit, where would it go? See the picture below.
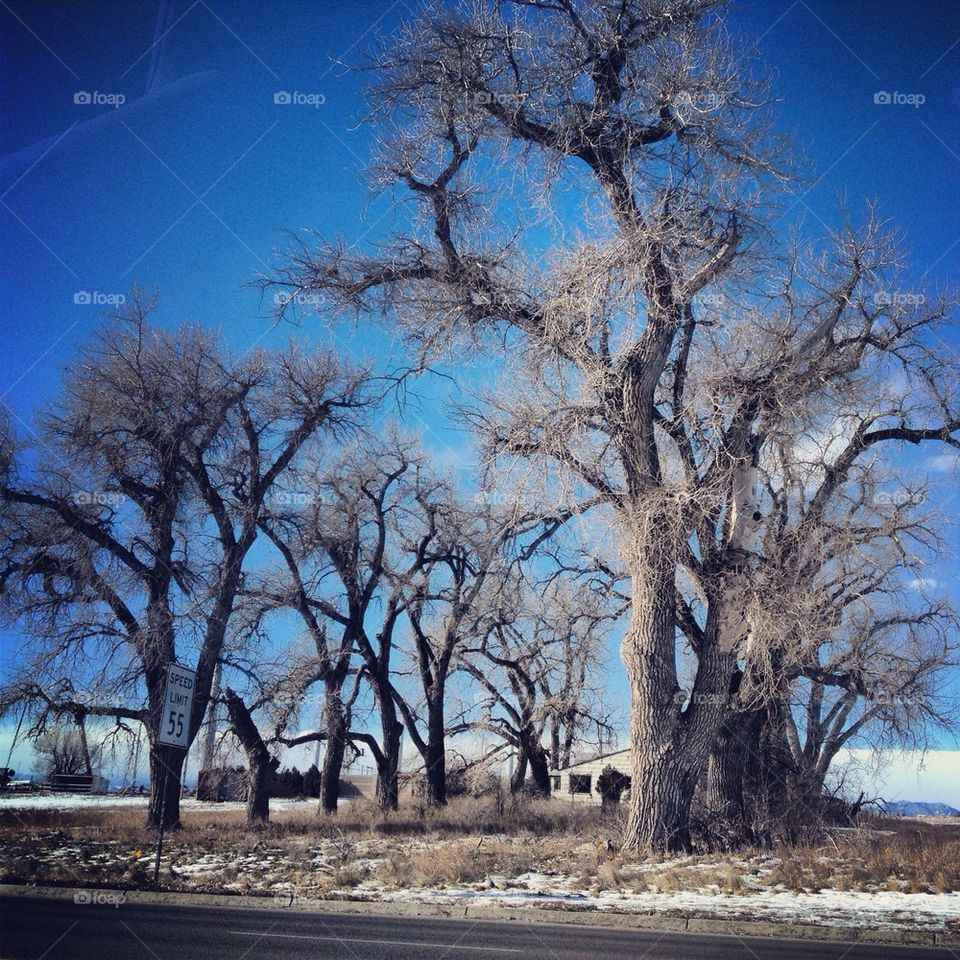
[157,662,195,750]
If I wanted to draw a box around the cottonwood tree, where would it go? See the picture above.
[0,298,373,827]
[248,437,440,810]
[265,1,958,850]
[223,686,280,824]
[389,487,517,807]
[701,442,959,843]
[237,471,372,815]
[462,576,617,795]
[32,723,101,778]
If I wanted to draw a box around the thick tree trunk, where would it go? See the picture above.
[520,730,550,797]
[526,745,550,797]
[620,545,694,852]
[225,688,277,825]
[623,749,697,852]
[375,710,403,811]
[320,733,346,815]
[509,748,527,793]
[620,522,743,853]
[246,753,275,823]
[146,744,186,829]
[423,696,446,807]
[319,683,349,814]
[704,706,764,844]
[75,716,93,776]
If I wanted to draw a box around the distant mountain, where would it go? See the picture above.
[881,800,960,817]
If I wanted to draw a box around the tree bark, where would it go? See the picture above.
[225,688,277,825]
[374,683,403,810]
[319,679,350,814]
[704,706,765,843]
[620,543,694,852]
[519,729,550,797]
[422,695,447,807]
[509,747,527,793]
[620,546,739,852]
[146,744,186,829]
[527,744,550,797]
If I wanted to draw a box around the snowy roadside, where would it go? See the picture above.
[2,795,957,938]
[361,876,960,933]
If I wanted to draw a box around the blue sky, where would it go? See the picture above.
[1,0,959,782]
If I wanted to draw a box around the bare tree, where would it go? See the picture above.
[0,297,373,827]
[700,447,959,843]
[262,0,959,849]
[32,722,101,778]
[224,687,280,824]
[463,575,617,795]
[389,487,515,806]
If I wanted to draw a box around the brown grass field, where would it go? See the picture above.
[1,797,958,901]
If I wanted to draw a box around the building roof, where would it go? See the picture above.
[551,747,629,774]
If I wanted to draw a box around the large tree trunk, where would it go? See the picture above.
[318,657,354,814]
[75,716,93,776]
[620,545,736,853]
[519,729,550,797]
[245,753,275,824]
[146,744,186,829]
[509,747,527,794]
[620,544,693,852]
[320,732,346,815]
[225,688,277,825]
[374,691,403,810]
[704,706,765,845]
[423,695,446,807]
[526,744,550,797]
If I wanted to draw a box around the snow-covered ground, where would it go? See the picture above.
[2,793,957,936]
[368,874,960,932]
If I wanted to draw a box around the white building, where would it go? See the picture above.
[549,748,630,804]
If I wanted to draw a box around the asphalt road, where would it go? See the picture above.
[0,894,954,960]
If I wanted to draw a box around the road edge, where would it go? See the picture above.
[1,883,957,948]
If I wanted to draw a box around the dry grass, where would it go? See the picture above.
[1,800,957,899]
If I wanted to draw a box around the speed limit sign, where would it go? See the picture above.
[157,663,195,750]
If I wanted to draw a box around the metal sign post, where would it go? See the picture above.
[153,663,196,886]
